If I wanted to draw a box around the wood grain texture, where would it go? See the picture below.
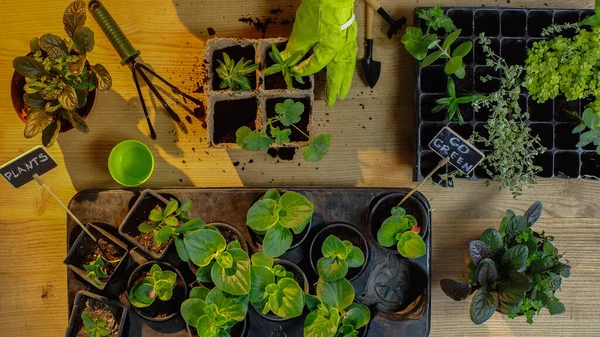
[0,0,598,336]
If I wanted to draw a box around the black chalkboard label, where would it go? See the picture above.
[428,127,485,174]
[0,146,57,188]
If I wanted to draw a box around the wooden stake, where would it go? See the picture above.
[398,157,450,207]
[33,174,97,241]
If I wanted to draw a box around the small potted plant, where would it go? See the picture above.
[11,0,112,147]
[127,262,187,321]
[65,290,128,337]
[215,52,259,91]
[262,44,311,90]
[440,201,571,324]
[119,190,191,260]
[181,286,248,337]
[187,222,248,276]
[368,193,428,258]
[309,225,368,282]
[249,252,308,321]
[246,189,314,258]
[304,277,371,337]
[64,223,128,290]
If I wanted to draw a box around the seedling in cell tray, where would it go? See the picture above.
[263,44,305,90]
[128,264,178,309]
[316,235,365,282]
[434,77,486,124]
[376,206,426,259]
[137,198,193,251]
[215,52,259,91]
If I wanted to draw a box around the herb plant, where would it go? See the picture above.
[434,77,486,125]
[138,198,192,248]
[573,107,600,153]
[81,310,112,337]
[377,206,426,259]
[181,286,249,337]
[440,202,571,325]
[304,277,371,337]
[246,189,314,258]
[249,253,305,319]
[263,44,305,90]
[83,255,121,287]
[401,5,472,78]
[215,52,259,91]
[467,34,545,198]
[317,235,365,282]
[182,228,251,296]
[128,264,178,308]
[235,99,331,162]
[12,0,112,147]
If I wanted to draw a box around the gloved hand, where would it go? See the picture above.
[281,0,358,106]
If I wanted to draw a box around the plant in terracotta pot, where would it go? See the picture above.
[440,202,571,324]
[11,0,112,147]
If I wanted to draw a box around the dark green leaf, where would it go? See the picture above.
[343,303,370,329]
[572,123,586,134]
[548,299,565,315]
[246,199,279,232]
[278,191,313,232]
[270,127,291,144]
[23,93,45,109]
[503,245,528,272]
[422,51,443,67]
[13,57,48,78]
[184,229,226,267]
[446,77,456,98]
[211,247,251,295]
[582,108,600,128]
[452,41,473,58]
[506,216,527,237]
[39,34,67,52]
[440,279,471,301]
[304,134,331,162]
[444,56,463,75]
[42,120,61,147]
[524,201,543,226]
[69,110,89,133]
[241,131,273,152]
[73,26,95,54]
[276,99,304,126]
[480,228,502,254]
[477,258,498,286]
[263,224,293,258]
[174,235,190,262]
[469,240,491,266]
[155,225,174,244]
[175,219,206,234]
[469,286,498,325]
[442,30,461,51]
[316,277,354,310]
[47,47,68,60]
[63,0,87,37]
[30,38,40,54]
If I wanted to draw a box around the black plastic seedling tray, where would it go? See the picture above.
[66,188,432,337]
[414,7,600,182]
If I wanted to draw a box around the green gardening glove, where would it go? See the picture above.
[281,0,358,106]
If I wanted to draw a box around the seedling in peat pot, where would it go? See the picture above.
[138,198,192,249]
[12,1,112,147]
[181,286,249,337]
[304,277,371,337]
[246,189,314,258]
[83,255,122,288]
[317,235,365,282]
[377,206,426,259]
[216,52,259,91]
[249,253,305,319]
[434,77,486,125]
[236,99,331,162]
[81,310,112,337]
[182,228,251,296]
[263,44,305,90]
[128,264,178,308]
[440,202,571,325]
[402,5,472,78]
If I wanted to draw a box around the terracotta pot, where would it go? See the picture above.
[10,55,97,133]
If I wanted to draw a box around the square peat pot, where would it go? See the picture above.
[65,290,128,337]
[205,38,259,92]
[207,95,260,147]
[260,40,313,91]
[263,93,313,146]
[64,223,129,290]
[118,189,171,260]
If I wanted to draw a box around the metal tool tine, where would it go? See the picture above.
[131,65,157,140]
[136,63,203,106]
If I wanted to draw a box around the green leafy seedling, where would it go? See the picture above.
[440,202,571,325]
[215,52,259,91]
[377,206,426,259]
[249,252,305,319]
[138,198,192,248]
[181,286,249,337]
[128,264,178,308]
[317,235,365,282]
[573,108,600,153]
[434,77,486,124]
[82,255,122,287]
[246,189,314,258]
[184,230,251,296]
[81,310,112,337]
[263,44,305,90]
[12,1,112,147]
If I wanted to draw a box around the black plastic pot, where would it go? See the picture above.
[309,223,369,282]
[127,261,188,322]
[187,318,247,337]
[64,223,129,290]
[119,189,172,260]
[252,259,309,322]
[65,290,128,337]
[188,222,250,275]
[367,193,429,255]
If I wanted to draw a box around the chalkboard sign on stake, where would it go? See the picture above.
[428,127,485,175]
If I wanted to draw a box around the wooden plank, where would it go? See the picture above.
[0,0,597,336]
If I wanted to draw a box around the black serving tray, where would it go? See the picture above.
[413,7,600,182]
[66,188,432,337]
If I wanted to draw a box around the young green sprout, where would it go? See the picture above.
[128,264,178,308]
[215,52,259,91]
[81,309,112,337]
[377,206,426,259]
[317,235,365,282]
[138,198,192,247]
[263,44,304,90]
[82,255,122,287]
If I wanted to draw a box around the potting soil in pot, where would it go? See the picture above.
[72,297,122,337]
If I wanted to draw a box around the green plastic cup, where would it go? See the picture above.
[108,140,154,186]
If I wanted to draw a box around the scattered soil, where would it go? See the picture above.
[238,8,293,37]
[185,115,193,124]
[266,97,310,142]
[267,148,278,158]
[213,98,257,144]
[70,227,127,285]
[207,27,216,36]
[131,264,185,319]
[264,42,312,90]
[277,147,296,160]
[74,297,122,337]
[212,45,257,91]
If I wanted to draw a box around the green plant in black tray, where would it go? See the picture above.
[137,198,192,248]
[82,255,121,288]
[377,206,426,259]
[317,235,365,282]
[216,52,259,91]
[434,77,486,124]
[440,202,571,325]
[128,264,178,308]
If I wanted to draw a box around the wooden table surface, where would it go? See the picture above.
[0,0,598,336]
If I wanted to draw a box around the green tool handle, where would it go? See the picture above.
[88,0,140,65]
